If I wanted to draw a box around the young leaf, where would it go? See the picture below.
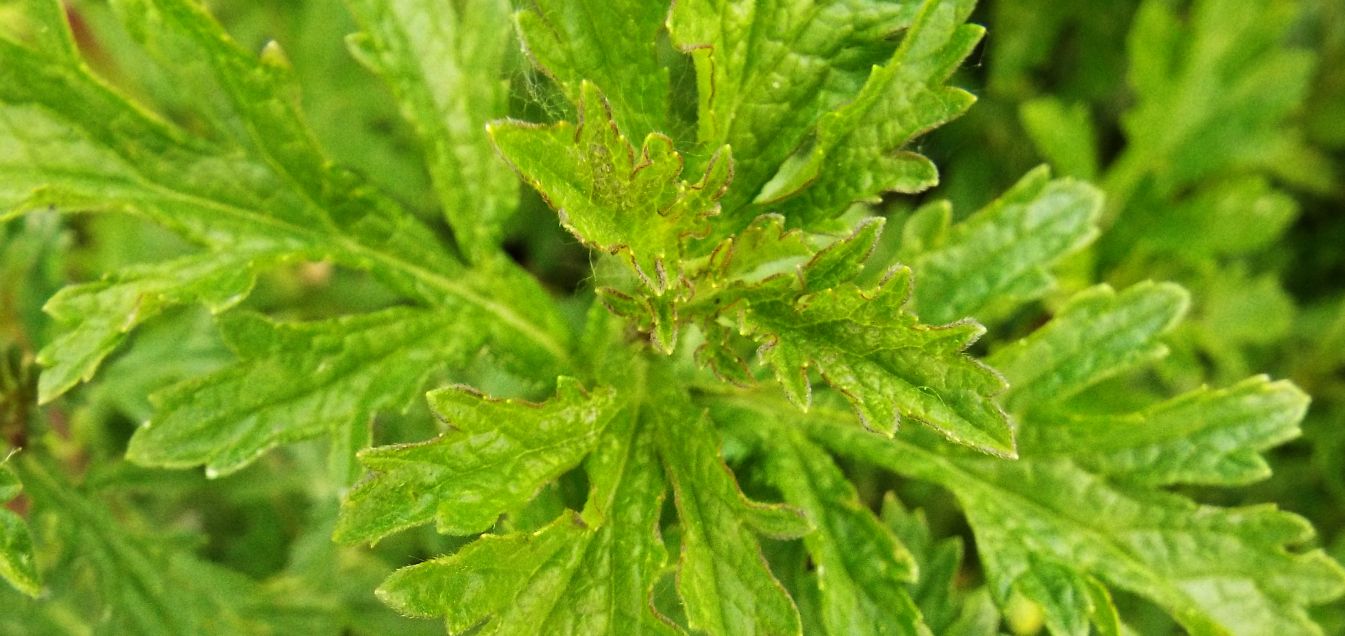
[126,307,483,477]
[344,0,520,259]
[515,0,670,140]
[0,458,39,598]
[490,82,732,293]
[907,166,1103,324]
[335,378,620,544]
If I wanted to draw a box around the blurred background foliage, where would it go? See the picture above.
[1,0,1342,633]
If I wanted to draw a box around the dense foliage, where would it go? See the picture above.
[2,0,1344,633]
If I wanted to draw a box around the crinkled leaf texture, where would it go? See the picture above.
[905,165,1102,324]
[726,219,1015,456]
[490,82,732,294]
[494,78,1017,458]
[0,0,571,475]
[3,0,1342,634]
[127,307,483,478]
[335,377,620,544]
[788,283,1345,635]
[670,0,976,225]
[339,313,811,635]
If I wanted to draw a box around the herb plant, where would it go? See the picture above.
[2,0,1344,634]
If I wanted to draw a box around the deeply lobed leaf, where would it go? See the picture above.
[670,0,925,221]
[760,0,983,223]
[653,377,802,636]
[794,282,1345,634]
[335,378,620,544]
[716,218,1015,456]
[761,429,927,636]
[126,307,484,478]
[344,0,520,259]
[377,392,676,635]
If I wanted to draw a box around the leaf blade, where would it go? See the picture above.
[126,307,481,477]
[345,0,520,258]
[334,378,620,544]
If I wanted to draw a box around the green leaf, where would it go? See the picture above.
[705,213,814,285]
[0,457,39,598]
[908,166,1102,324]
[16,458,332,634]
[760,0,983,224]
[0,0,572,383]
[1023,376,1309,487]
[544,405,677,635]
[654,377,801,636]
[800,406,1345,635]
[882,496,1002,636]
[793,281,1345,634]
[378,513,594,634]
[126,306,482,477]
[335,378,620,545]
[1107,0,1322,206]
[1107,176,1298,262]
[1005,558,1119,636]
[730,218,1014,456]
[958,460,1342,636]
[378,392,676,635]
[344,0,519,259]
[1019,98,1100,180]
[0,0,79,63]
[762,429,927,636]
[515,0,670,141]
[988,282,1189,413]
[36,250,262,403]
[490,82,732,293]
[669,0,920,219]
[104,0,312,155]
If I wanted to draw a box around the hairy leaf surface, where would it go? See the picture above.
[491,82,732,293]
